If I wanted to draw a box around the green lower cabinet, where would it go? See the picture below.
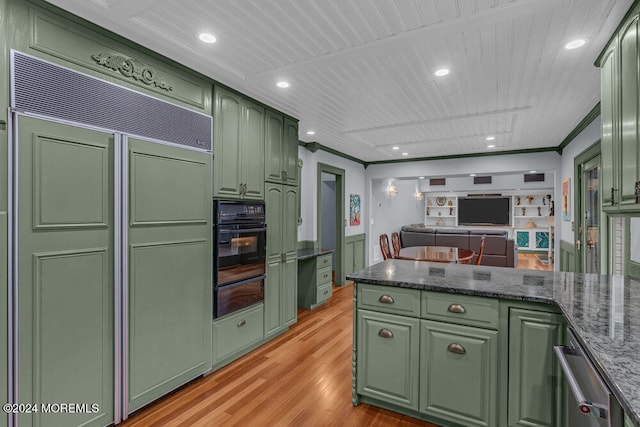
[507,308,565,427]
[298,253,333,309]
[212,304,264,366]
[419,320,498,427]
[356,309,420,410]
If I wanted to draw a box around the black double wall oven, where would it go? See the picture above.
[213,200,266,318]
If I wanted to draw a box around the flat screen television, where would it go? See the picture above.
[458,197,510,226]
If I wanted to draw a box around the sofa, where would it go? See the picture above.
[399,225,517,268]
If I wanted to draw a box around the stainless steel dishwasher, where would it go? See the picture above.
[554,329,624,426]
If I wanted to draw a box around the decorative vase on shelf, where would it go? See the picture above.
[447,200,453,206]
[526,195,534,204]
[525,219,537,228]
[449,207,453,216]
[521,207,526,216]
[537,206,541,216]
[426,207,430,216]
[516,196,521,205]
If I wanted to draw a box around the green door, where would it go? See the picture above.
[508,308,565,427]
[419,320,498,427]
[619,15,640,208]
[241,99,265,200]
[264,183,283,337]
[265,110,284,183]
[357,309,420,410]
[213,88,242,199]
[282,186,298,326]
[600,39,618,209]
[17,116,114,427]
[126,137,211,413]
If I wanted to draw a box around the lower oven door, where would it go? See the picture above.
[215,275,265,319]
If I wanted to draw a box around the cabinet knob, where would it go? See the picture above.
[237,319,246,327]
[447,303,466,314]
[378,295,395,304]
[378,329,394,339]
[447,343,466,354]
[323,273,329,279]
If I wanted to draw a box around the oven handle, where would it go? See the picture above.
[218,227,267,234]
[215,275,266,291]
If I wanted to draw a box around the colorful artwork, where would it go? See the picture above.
[535,231,550,249]
[349,194,361,226]
[562,178,570,221]
[516,231,530,248]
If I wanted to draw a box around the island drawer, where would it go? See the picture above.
[421,291,499,329]
[358,284,421,317]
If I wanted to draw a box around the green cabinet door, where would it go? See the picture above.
[17,116,114,427]
[1,212,6,427]
[619,14,640,208]
[241,99,265,200]
[283,117,299,186]
[419,320,498,427]
[264,183,298,336]
[213,87,242,199]
[357,310,420,410]
[265,110,285,184]
[508,308,565,427]
[601,38,618,209]
[127,137,211,413]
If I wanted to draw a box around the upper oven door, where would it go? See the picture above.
[215,223,267,286]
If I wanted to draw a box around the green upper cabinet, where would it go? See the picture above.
[213,87,264,200]
[265,110,299,186]
[599,5,640,212]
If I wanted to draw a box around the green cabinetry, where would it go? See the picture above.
[297,252,333,309]
[213,87,264,200]
[507,308,565,427]
[356,309,420,410]
[345,234,366,276]
[598,4,640,212]
[354,283,566,427]
[264,183,298,338]
[265,110,298,186]
[212,304,264,366]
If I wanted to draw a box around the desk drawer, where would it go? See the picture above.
[317,283,332,302]
[317,266,332,285]
[317,253,332,269]
[358,284,421,317]
[421,292,498,329]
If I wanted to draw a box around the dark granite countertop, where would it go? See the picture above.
[347,260,640,426]
[296,248,334,261]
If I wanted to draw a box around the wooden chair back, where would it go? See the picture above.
[391,232,401,257]
[379,234,392,260]
[475,236,486,265]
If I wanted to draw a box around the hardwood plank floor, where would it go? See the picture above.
[121,258,549,427]
[121,283,436,427]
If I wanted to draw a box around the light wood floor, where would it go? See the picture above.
[121,257,550,427]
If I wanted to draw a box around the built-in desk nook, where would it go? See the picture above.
[297,249,334,309]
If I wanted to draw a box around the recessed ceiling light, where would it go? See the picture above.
[276,81,290,88]
[434,68,450,77]
[419,176,425,179]
[529,170,537,173]
[306,130,315,135]
[470,173,476,177]
[565,39,586,50]
[486,136,495,141]
[487,144,496,149]
[198,33,217,44]
[392,146,400,150]
[402,152,409,156]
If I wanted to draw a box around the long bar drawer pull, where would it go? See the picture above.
[447,343,466,354]
[237,319,246,327]
[553,345,608,419]
[378,329,394,339]
[378,295,395,304]
[447,303,466,314]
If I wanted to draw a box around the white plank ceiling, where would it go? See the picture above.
[45,0,633,162]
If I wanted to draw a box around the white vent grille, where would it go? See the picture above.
[11,52,211,151]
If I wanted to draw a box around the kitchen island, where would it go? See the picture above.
[347,260,640,427]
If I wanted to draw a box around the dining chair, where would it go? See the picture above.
[475,236,486,265]
[379,234,392,260]
[391,232,401,257]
